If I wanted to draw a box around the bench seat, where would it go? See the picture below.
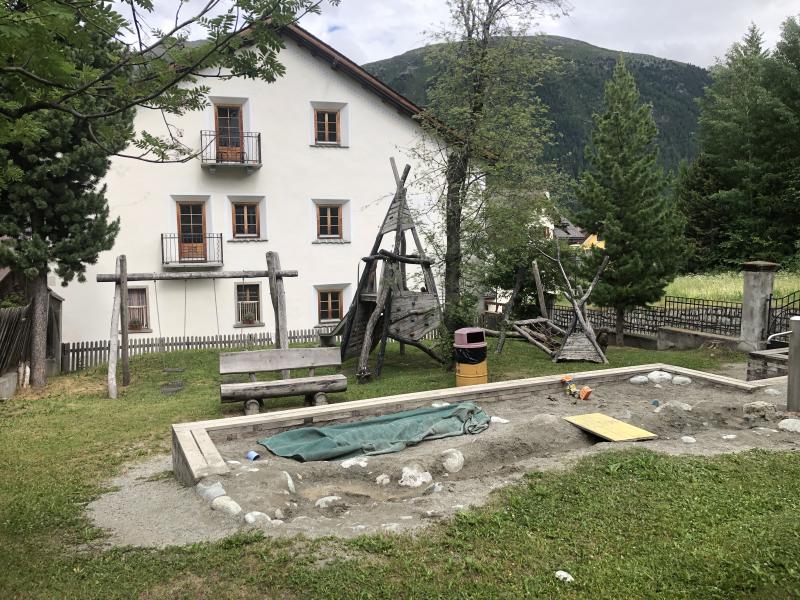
[220,373,348,402]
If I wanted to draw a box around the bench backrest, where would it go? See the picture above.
[219,347,342,375]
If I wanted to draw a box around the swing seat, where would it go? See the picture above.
[219,347,347,413]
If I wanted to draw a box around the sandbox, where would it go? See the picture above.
[88,364,797,547]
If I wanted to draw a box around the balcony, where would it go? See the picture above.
[161,233,223,268]
[200,130,262,174]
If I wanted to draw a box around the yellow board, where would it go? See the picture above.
[563,413,657,442]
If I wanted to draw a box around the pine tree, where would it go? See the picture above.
[575,58,684,345]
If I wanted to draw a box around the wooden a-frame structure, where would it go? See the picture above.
[322,159,445,382]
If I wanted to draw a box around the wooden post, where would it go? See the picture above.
[120,255,130,387]
[788,316,800,412]
[266,251,290,378]
[107,257,121,399]
[532,260,549,319]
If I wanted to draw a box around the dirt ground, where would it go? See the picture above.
[88,369,799,548]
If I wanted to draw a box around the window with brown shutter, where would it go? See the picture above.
[314,109,340,144]
[316,204,342,239]
[318,289,343,322]
[127,288,150,331]
[232,202,259,237]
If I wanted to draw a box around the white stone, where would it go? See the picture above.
[441,449,465,473]
[282,471,296,494]
[399,466,433,488]
[778,419,800,433]
[722,434,737,440]
[763,387,782,397]
[681,436,696,444]
[555,570,575,583]
[490,416,510,424]
[247,467,259,472]
[274,508,284,520]
[431,401,450,408]
[244,511,271,525]
[648,370,673,384]
[654,384,663,389]
[210,495,242,517]
[400,515,414,520]
[341,456,368,469]
[424,482,444,495]
[269,519,284,527]
[672,376,692,386]
[375,473,391,485]
[225,460,242,467]
[315,495,342,509]
[629,375,649,385]
[196,481,226,503]
[351,524,367,531]
[383,523,401,532]
[654,400,692,414]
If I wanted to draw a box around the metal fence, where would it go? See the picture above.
[161,233,223,265]
[768,290,800,337]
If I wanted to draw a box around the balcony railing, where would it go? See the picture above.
[236,300,261,325]
[200,131,262,171]
[161,233,223,266]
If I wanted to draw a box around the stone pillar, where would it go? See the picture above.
[788,316,800,412]
[739,261,780,351]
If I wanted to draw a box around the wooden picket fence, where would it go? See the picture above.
[61,328,333,373]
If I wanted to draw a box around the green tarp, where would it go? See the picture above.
[259,402,491,462]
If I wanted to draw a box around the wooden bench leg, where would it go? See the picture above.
[313,392,328,406]
[303,393,315,407]
[244,399,261,415]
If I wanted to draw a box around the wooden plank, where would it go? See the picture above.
[220,373,348,401]
[564,413,657,442]
[219,347,342,374]
[97,270,298,282]
[190,428,228,471]
[120,255,130,386]
[107,257,121,399]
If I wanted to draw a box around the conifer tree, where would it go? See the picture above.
[575,58,684,345]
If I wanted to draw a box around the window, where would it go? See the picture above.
[318,289,343,322]
[317,205,342,239]
[232,203,259,238]
[176,202,206,261]
[235,284,261,326]
[127,288,150,331]
[215,104,243,162]
[314,109,340,144]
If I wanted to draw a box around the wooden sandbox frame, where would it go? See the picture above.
[172,364,786,486]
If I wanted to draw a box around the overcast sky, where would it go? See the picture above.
[299,0,797,67]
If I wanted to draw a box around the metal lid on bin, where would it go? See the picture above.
[454,327,487,348]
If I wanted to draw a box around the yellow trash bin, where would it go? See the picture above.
[454,327,488,386]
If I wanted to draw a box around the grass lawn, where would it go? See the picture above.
[2,341,800,598]
[664,271,800,302]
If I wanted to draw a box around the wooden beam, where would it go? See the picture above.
[532,260,549,319]
[96,270,298,283]
[119,255,130,387]
[266,252,290,379]
[219,347,341,374]
[221,374,347,401]
[107,257,121,399]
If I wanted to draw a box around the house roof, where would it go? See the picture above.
[283,24,423,119]
[553,220,588,244]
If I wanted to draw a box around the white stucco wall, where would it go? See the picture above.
[56,38,434,343]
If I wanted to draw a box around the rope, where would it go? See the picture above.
[183,280,187,347]
[212,278,220,335]
[153,280,166,370]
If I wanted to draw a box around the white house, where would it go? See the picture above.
[57,24,434,343]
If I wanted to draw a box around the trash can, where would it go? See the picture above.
[454,327,488,387]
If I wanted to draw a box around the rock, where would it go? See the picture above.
[743,401,777,420]
[341,456,368,469]
[655,400,692,414]
[778,419,800,433]
[282,471,296,494]
[423,482,444,495]
[672,376,692,386]
[629,375,649,385]
[681,436,697,444]
[654,384,663,389]
[763,387,782,397]
[422,510,444,520]
[650,400,660,407]
[351,524,367,532]
[269,519,284,527]
[441,449,465,473]
[555,570,575,583]
[225,460,242,467]
[399,466,433,488]
[196,481,226,503]
[490,416,510,424]
[315,495,342,509]
[244,511,271,525]
[431,401,450,408]
[383,523,401,533]
[210,495,242,517]
[274,508,284,520]
[375,473,390,485]
[400,515,414,521]
[648,370,673,384]
[722,434,737,440]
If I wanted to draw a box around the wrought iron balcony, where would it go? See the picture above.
[200,130,262,173]
[161,233,223,267]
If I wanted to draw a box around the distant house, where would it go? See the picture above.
[548,219,604,250]
[56,23,436,343]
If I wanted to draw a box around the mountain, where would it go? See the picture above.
[363,36,711,177]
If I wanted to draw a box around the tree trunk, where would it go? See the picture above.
[615,307,625,347]
[443,148,468,333]
[29,271,49,388]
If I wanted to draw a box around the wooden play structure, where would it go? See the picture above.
[97,251,297,399]
[493,244,610,364]
[321,159,445,382]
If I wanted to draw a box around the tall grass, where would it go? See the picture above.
[665,271,800,302]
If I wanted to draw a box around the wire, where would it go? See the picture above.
[212,278,220,335]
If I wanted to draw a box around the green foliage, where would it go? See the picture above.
[678,20,800,269]
[366,36,710,180]
[575,59,685,317]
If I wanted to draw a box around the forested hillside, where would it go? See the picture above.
[364,36,711,177]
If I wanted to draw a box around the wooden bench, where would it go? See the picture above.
[219,347,348,414]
